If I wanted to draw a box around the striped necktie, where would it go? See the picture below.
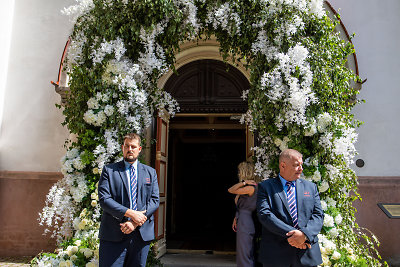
[286,181,298,229]
[130,165,137,210]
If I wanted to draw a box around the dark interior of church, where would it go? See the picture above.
[166,128,246,251]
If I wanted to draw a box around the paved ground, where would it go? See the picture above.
[0,257,31,267]
[0,254,235,267]
[158,253,236,267]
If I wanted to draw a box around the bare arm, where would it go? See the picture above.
[228,180,257,196]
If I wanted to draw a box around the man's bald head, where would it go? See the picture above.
[279,149,303,181]
[279,149,303,164]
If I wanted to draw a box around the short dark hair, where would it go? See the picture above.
[123,133,141,146]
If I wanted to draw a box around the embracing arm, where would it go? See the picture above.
[298,183,324,243]
[228,180,257,196]
[256,183,295,238]
[98,166,128,222]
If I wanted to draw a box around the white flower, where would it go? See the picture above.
[72,157,85,170]
[74,240,81,246]
[305,123,317,136]
[78,218,89,230]
[70,255,77,261]
[324,239,336,254]
[348,254,357,262]
[331,250,341,260]
[312,170,321,182]
[319,180,329,193]
[335,214,343,225]
[326,197,337,208]
[66,246,78,256]
[308,0,325,18]
[66,148,80,159]
[91,200,97,207]
[329,227,339,238]
[87,97,99,109]
[317,112,332,132]
[104,105,114,116]
[82,248,93,258]
[320,200,327,211]
[323,214,335,227]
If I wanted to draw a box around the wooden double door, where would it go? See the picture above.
[153,59,253,255]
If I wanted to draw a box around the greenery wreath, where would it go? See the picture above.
[35,0,386,266]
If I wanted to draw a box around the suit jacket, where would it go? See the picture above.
[256,177,324,267]
[98,160,160,242]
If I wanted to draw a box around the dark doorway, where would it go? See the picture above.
[166,127,246,251]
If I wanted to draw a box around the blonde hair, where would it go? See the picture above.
[238,161,259,182]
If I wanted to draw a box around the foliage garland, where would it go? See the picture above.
[36,0,386,266]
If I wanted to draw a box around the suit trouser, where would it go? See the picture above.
[99,231,151,267]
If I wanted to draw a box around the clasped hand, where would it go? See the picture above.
[121,210,147,234]
[286,230,311,249]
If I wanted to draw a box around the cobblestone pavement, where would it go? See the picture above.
[0,257,32,267]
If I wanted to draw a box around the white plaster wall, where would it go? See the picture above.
[0,0,15,132]
[0,0,74,171]
[329,0,400,176]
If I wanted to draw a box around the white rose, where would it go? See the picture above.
[323,214,335,227]
[66,246,78,256]
[91,192,98,200]
[86,263,96,267]
[328,227,339,238]
[321,255,331,266]
[83,248,93,258]
[65,260,73,267]
[318,180,329,193]
[319,245,327,255]
[73,218,81,230]
[87,97,99,109]
[91,200,97,207]
[335,214,343,225]
[70,255,77,261]
[312,170,321,182]
[104,105,114,116]
[320,200,327,211]
[305,124,317,136]
[348,254,357,262]
[274,138,282,147]
[74,240,81,246]
[326,197,337,207]
[78,219,88,230]
[331,250,341,260]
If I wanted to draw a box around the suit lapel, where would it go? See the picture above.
[273,177,291,215]
[296,179,304,225]
[117,161,130,197]
[137,162,144,209]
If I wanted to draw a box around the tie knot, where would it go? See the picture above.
[130,165,135,172]
[286,181,293,188]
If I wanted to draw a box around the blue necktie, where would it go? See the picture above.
[130,165,137,210]
[286,181,298,229]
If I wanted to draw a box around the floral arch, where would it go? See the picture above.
[38,0,385,266]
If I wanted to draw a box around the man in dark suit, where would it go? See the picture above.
[98,133,159,267]
[256,149,324,267]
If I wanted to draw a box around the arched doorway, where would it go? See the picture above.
[162,59,250,252]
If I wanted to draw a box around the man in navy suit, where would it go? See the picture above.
[98,133,159,267]
[256,149,324,267]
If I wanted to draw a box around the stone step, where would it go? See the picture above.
[158,253,236,267]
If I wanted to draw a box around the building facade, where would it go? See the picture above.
[0,0,399,263]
